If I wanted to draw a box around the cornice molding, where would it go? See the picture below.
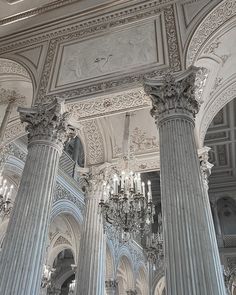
[0,0,77,26]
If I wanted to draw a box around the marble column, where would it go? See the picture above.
[0,99,75,295]
[75,165,106,295]
[144,68,226,295]
[105,279,118,295]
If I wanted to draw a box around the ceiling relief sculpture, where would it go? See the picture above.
[36,3,180,103]
[55,20,159,88]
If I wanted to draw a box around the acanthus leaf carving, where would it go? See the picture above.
[18,98,76,147]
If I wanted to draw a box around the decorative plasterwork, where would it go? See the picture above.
[81,120,105,165]
[54,182,85,214]
[3,121,26,144]
[199,79,236,146]
[0,59,30,79]
[67,89,151,121]
[0,88,26,105]
[186,0,236,66]
[0,0,78,26]
[53,235,72,247]
[33,3,180,103]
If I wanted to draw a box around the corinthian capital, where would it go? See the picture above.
[18,98,76,148]
[86,163,117,197]
[144,67,203,123]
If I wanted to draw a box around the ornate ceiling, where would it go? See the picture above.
[0,0,235,172]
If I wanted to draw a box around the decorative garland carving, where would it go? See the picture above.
[66,89,151,121]
[81,120,104,165]
[186,0,236,66]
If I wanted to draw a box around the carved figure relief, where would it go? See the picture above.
[57,21,157,86]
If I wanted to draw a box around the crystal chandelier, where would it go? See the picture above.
[144,212,164,267]
[99,113,155,241]
[69,280,76,294]
[0,173,14,216]
[41,264,55,288]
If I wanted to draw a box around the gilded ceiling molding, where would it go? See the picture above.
[67,89,151,121]
[199,79,236,147]
[186,0,236,66]
[0,0,77,26]
[36,4,180,103]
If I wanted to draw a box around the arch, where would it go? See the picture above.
[0,57,33,145]
[186,0,236,67]
[116,255,135,294]
[136,265,148,295]
[217,197,236,235]
[154,276,165,295]
[48,202,83,266]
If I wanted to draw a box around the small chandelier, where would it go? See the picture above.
[144,213,164,267]
[0,174,14,216]
[41,265,55,288]
[99,170,155,240]
[69,280,76,294]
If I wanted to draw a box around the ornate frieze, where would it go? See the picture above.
[66,89,151,122]
[18,98,76,147]
[144,67,201,122]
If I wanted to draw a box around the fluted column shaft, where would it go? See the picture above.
[75,171,105,295]
[145,68,226,295]
[0,99,74,295]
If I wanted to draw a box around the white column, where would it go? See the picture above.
[145,68,226,295]
[105,280,118,295]
[75,165,106,295]
[0,99,75,295]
